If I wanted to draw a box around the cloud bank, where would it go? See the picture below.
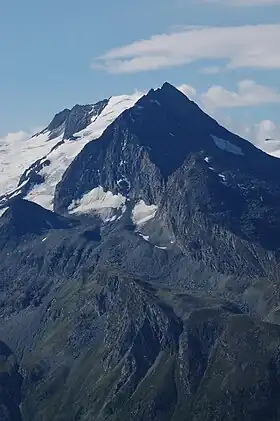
[201,80,280,109]
[204,0,280,5]
[92,24,280,74]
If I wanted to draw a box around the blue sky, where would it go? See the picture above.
[1,0,280,144]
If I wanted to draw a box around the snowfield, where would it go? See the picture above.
[68,186,127,221]
[1,92,142,210]
[132,200,158,227]
[0,131,61,197]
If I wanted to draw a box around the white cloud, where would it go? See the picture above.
[92,24,280,73]
[177,84,197,99]
[201,80,280,109]
[177,81,280,154]
[0,131,31,144]
[204,0,280,5]
[248,120,280,157]
[230,120,280,156]
[201,112,280,156]
[254,120,280,142]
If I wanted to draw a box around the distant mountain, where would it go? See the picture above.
[1,83,280,421]
[0,92,141,212]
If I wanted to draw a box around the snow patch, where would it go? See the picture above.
[42,237,47,242]
[218,173,226,181]
[76,93,141,142]
[155,245,167,250]
[211,135,244,156]
[7,179,29,200]
[0,207,8,217]
[138,233,150,242]
[68,186,126,220]
[150,100,161,106]
[204,157,210,163]
[0,131,62,197]
[106,215,117,222]
[132,200,158,226]
[116,205,127,221]
[26,186,55,210]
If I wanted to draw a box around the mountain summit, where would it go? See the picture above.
[0,83,278,214]
[1,83,280,421]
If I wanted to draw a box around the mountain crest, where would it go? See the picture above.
[0,199,76,241]
[2,82,280,421]
[47,108,71,133]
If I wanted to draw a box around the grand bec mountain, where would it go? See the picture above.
[1,83,280,421]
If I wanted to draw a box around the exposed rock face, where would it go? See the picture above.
[38,99,109,141]
[54,82,280,291]
[0,342,22,421]
[1,83,280,421]
[0,198,77,249]
[55,83,280,212]
[0,99,109,211]
[182,316,280,421]
[44,108,71,139]
[63,101,108,140]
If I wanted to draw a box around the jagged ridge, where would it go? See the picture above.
[1,83,280,421]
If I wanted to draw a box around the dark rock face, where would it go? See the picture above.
[55,83,280,214]
[0,342,22,421]
[2,83,280,421]
[0,197,279,421]
[0,199,78,249]
[54,83,280,281]
[0,98,109,211]
[183,316,280,421]
[36,99,109,141]
[45,108,71,139]
[63,100,108,140]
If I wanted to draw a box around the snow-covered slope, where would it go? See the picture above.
[68,186,127,222]
[0,131,61,197]
[0,92,142,210]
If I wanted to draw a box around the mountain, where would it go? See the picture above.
[0,198,77,249]
[1,83,280,421]
[55,82,280,277]
[0,92,142,213]
[0,341,22,421]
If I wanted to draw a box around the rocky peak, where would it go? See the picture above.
[47,108,71,133]
[2,83,280,421]
[147,81,196,107]
[38,108,71,140]
[63,99,108,140]
[38,99,109,142]
[54,82,279,214]
[0,199,76,242]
